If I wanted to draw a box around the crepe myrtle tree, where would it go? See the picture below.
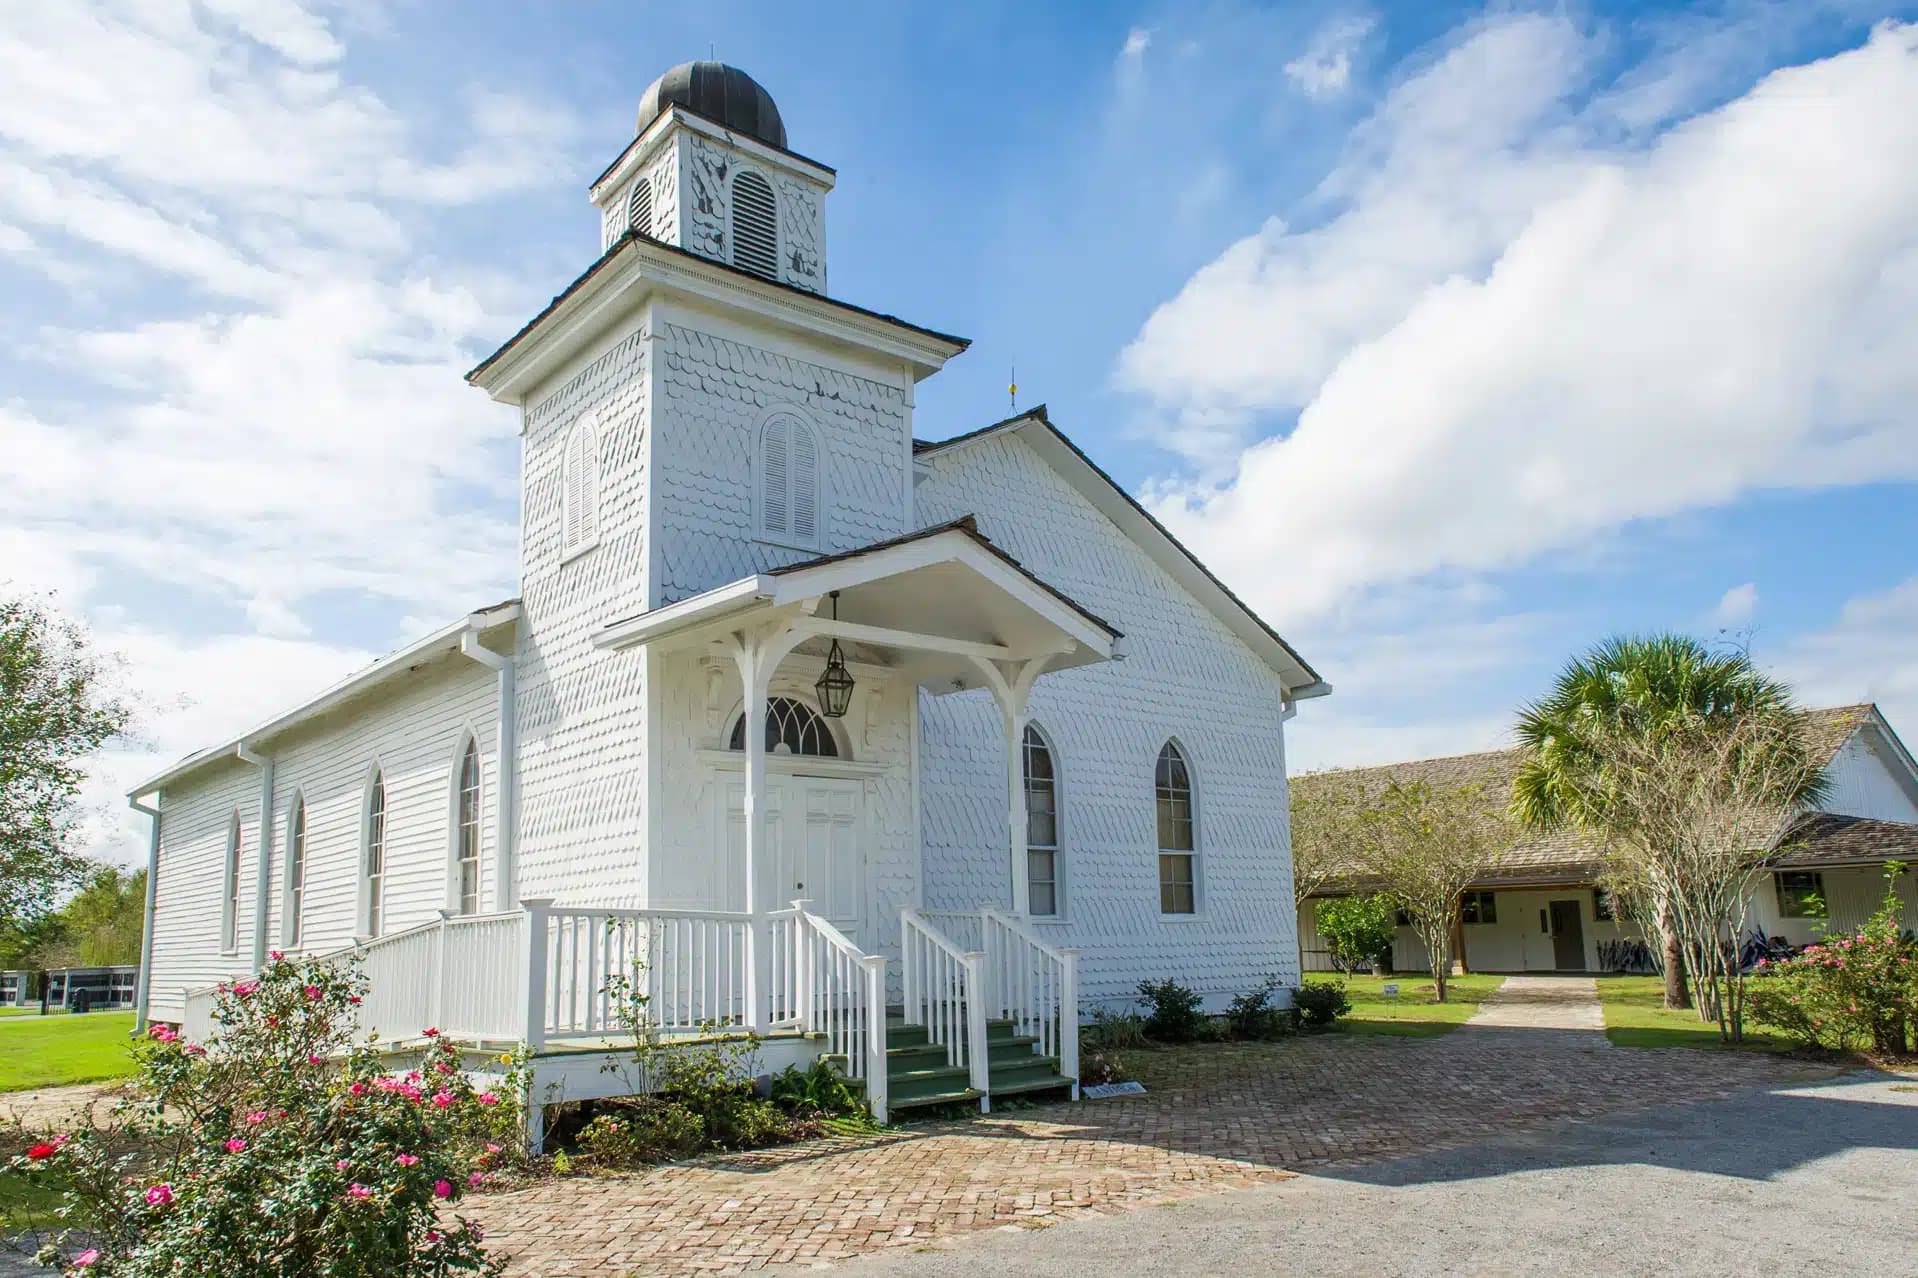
[1357,779,1510,1001]
[1513,635,1826,1015]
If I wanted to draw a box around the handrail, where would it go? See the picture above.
[787,901,888,1122]
[900,908,990,1105]
[980,907,1080,1096]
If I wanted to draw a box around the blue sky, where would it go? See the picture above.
[4,1,1918,865]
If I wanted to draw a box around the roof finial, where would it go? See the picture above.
[1008,364,1018,414]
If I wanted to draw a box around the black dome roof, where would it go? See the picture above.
[637,62,786,150]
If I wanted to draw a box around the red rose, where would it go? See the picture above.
[27,1143,58,1160]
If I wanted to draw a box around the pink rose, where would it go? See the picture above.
[185,1043,207,1058]
[75,1249,100,1268]
[347,1184,372,1199]
[335,1159,350,1172]
[234,981,258,998]
[348,1082,368,1097]
[304,985,323,1000]
[434,1179,454,1200]
[468,1172,485,1188]
[431,1091,456,1109]
[478,1092,499,1106]
[144,1183,174,1207]
[396,1153,419,1167]
[307,1054,323,1065]
[147,1024,178,1043]
[224,1138,246,1153]
[270,950,283,961]
[246,1111,267,1125]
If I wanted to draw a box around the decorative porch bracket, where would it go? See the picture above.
[963,653,1062,915]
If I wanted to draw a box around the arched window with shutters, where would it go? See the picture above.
[1155,741,1198,915]
[730,170,778,278]
[627,173,654,237]
[561,412,600,559]
[728,696,840,757]
[1024,724,1061,916]
[221,814,243,952]
[453,738,482,915]
[757,410,819,548]
[363,770,387,937]
[283,795,306,947]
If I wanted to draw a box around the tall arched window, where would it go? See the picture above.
[627,173,654,236]
[561,413,600,558]
[757,411,818,547]
[364,772,387,936]
[222,815,243,951]
[284,797,306,947]
[730,170,778,278]
[455,740,482,915]
[728,696,839,757]
[1024,724,1060,916]
[1155,742,1197,915]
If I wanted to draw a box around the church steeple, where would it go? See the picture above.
[588,61,831,295]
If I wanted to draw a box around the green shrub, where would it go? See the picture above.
[1079,1051,1125,1087]
[0,953,501,1275]
[1225,976,1295,1040]
[1314,895,1397,973]
[579,1101,706,1166]
[1136,979,1208,1043]
[770,1059,867,1120]
[1748,863,1916,1054]
[1293,980,1353,1030]
[1082,1008,1149,1052]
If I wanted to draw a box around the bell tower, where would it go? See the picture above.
[588,61,831,295]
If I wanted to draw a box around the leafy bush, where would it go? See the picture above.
[1081,1008,1149,1052]
[1225,976,1296,1040]
[1748,863,1915,1054]
[769,1059,867,1119]
[1292,980,1353,1030]
[1314,895,1397,973]
[1078,1051,1125,1087]
[1136,979,1207,1043]
[0,952,504,1275]
[578,1101,706,1166]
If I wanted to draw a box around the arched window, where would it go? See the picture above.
[757,411,818,547]
[364,771,387,936]
[1155,742,1197,915]
[455,740,482,915]
[284,797,306,947]
[730,170,778,278]
[728,696,839,757]
[222,816,243,951]
[1024,724,1060,916]
[561,413,600,558]
[627,173,653,237]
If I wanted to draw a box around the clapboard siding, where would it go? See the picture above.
[915,431,1300,1010]
[146,652,498,1023]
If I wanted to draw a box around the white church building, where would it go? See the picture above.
[133,62,1328,1124]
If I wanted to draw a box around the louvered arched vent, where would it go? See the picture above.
[730,170,778,279]
[562,414,600,557]
[759,411,819,547]
[627,174,653,237]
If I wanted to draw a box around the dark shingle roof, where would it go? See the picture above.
[1771,812,1918,869]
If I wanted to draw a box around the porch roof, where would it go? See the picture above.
[1770,812,1918,871]
[593,517,1122,687]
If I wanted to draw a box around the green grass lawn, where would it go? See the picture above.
[1320,972,1507,1038]
[0,1011,139,1091]
[0,1173,67,1232]
[1594,975,1794,1050]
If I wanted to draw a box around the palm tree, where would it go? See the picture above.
[1511,634,1821,1010]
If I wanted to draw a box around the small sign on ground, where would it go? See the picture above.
[1082,1081,1147,1100]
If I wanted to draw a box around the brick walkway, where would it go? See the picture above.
[470,978,1837,1276]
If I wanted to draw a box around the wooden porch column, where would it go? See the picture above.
[966,654,1057,916]
[727,622,806,1033]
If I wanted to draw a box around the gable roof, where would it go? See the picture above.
[913,406,1326,699]
[1295,704,1908,892]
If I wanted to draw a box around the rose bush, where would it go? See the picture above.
[1748,863,1915,1055]
[1,952,518,1275]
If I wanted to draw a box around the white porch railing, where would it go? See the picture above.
[980,908,1080,1094]
[781,900,888,1122]
[900,907,990,1101]
[531,903,752,1041]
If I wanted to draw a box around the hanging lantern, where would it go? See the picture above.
[815,590,855,717]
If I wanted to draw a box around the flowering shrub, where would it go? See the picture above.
[1748,863,1915,1055]
[577,1102,706,1166]
[1,952,513,1275]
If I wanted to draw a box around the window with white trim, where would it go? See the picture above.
[627,173,653,237]
[561,414,600,558]
[1155,742,1197,915]
[456,740,482,915]
[1024,724,1060,916]
[730,170,778,278]
[364,772,387,936]
[757,411,818,547]
[728,697,839,757]
[222,816,242,951]
[284,797,306,946]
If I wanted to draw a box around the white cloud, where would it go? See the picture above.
[1122,18,1918,622]
[1284,13,1377,100]
[1777,575,1918,735]
[1713,582,1759,626]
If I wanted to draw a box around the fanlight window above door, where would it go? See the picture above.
[728,696,840,757]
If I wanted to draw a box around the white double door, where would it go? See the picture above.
[718,772,864,938]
